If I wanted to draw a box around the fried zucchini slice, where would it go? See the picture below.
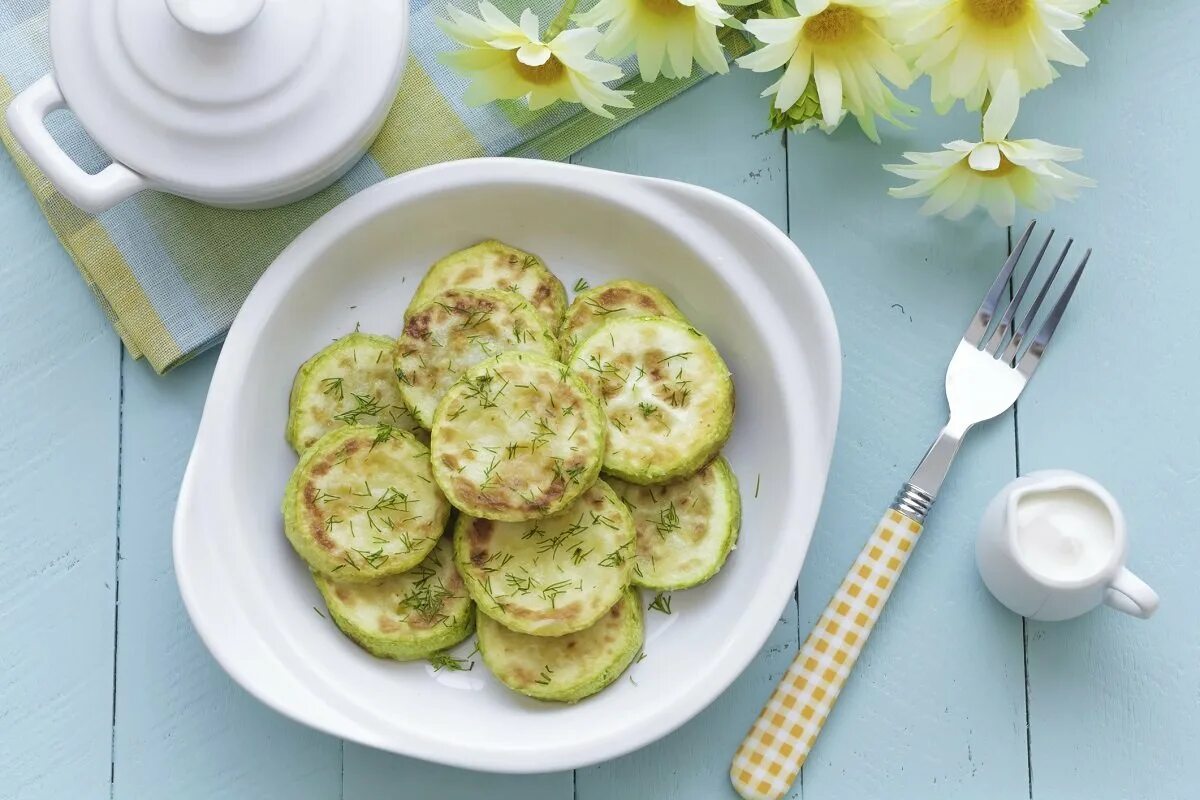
[314,536,473,660]
[395,290,559,429]
[287,332,419,454]
[408,241,567,330]
[570,317,735,484]
[560,280,686,353]
[453,480,635,637]
[283,425,451,581]
[431,352,606,521]
[477,587,642,702]
[609,456,741,590]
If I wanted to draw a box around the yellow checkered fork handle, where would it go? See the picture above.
[730,509,924,800]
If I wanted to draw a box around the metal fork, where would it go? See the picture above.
[730,221,1089,800]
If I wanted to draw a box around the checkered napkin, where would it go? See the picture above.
[0,0,744,372]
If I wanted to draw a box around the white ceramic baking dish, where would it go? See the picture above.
[173,157,841,772]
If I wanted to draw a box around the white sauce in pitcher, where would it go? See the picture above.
[1014,487,1115,581]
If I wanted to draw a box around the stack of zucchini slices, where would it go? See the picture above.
[281,240,740,703]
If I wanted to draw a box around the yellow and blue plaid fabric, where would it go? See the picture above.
[731,509,924,800]
[0,1,746,372]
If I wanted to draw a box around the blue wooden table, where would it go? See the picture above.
[3,6,1196,799]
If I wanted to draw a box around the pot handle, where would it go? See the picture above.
[6,74,149,214]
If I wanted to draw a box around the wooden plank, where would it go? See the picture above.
[571,67,799,799]
[1013,5,1200,798]
[0,158,121,797]
[110,351,342,800]
[785,94,1027,794]
[343,751,574,800]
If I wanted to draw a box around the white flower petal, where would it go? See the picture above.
[983,70,1021,141]
[968,142,1002,172]
[518,9,541,42]
[516,42,552,66]
[812,57,843,128]
[773,50,814,111]
[905,0,1093,111]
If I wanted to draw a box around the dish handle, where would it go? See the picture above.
[6,74,149,214]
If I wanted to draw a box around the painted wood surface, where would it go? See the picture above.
[1,5,1195,798]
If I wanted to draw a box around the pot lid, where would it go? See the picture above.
[50,0,407,201]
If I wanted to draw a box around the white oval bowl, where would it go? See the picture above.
[173,158,841,773]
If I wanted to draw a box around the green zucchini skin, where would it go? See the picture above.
[560,279,686,354]
[407,240,567,331]
[477,587,642,702]
[453,479,636,637]
[282,425,451,581]
[430,352,607,521]
[609,456,741,590]
[314,536,474,661]
[287,332,420,454]
[570,316,735,485]
[395,289,559,430]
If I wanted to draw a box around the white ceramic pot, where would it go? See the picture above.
[6,0,408,213]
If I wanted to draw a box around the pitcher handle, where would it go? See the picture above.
[1104,566,1159,619]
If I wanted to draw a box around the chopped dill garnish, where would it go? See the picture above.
[655,502,681,538]
[480,551,514,573]
[658,351,693,364]
[648,592,673,614]
[521,523,546,541]
[755,474,761,498]
[540,580,573,608]
[352,547,389,569]
[636,650,647,664]
[320,377,345,400]
[585,298,624,317]
[334,392,386,424]
[398,577,454,625]
[428,651,475,672]
[371,424,402,450]
[590,512,619,530]
[313,606,326,619]
[598,545,629,568]
[534,665,554,685]
[573,277,590,292]
[638,402,657,418]
[570,546,594,566]
[504,572,537,595]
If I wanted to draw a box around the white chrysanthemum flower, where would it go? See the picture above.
[884,71,1094,224]
[574,0,730,82]
[737,0,915,142]
[439,2,634,117]
[902,0,1100,112]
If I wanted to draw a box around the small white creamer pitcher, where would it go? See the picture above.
[976,470,1159,621]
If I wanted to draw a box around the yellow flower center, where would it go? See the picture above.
[962,0,1029,28]
[803,4,866,44]
[643,0,688,17]
[510,51,565,85]
[974,152,1019,177]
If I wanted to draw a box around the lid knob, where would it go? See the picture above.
[165,0,265,35]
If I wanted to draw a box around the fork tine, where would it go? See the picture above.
[1017,249,1090,376]
[1003,238,1073,362]
[965,220,1036,346]
[985,229,1054,355]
